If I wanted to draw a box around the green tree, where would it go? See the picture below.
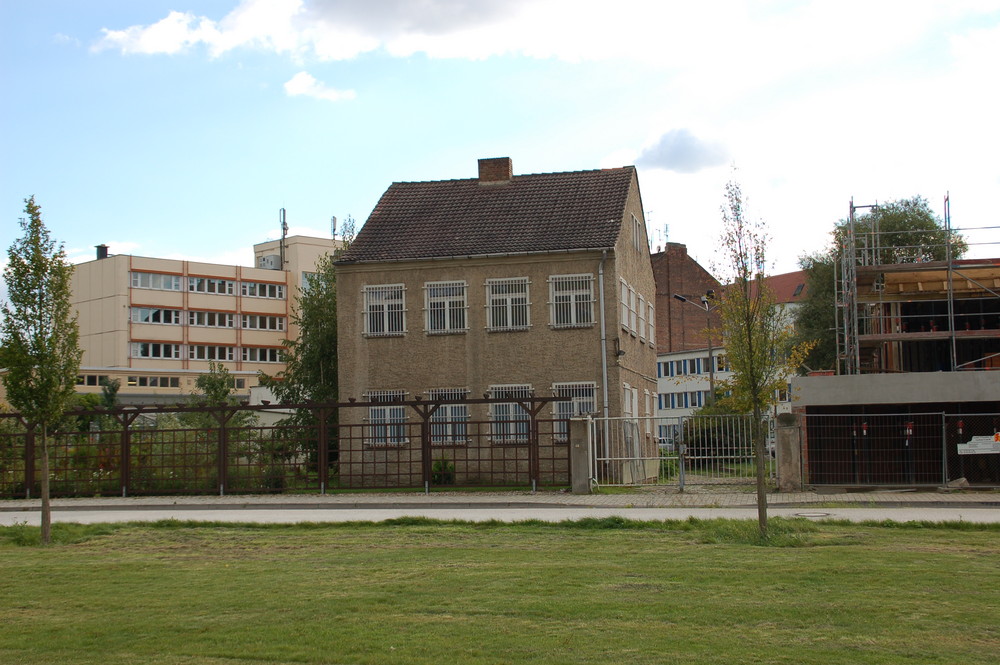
[260,217,354,409]
[795,196,966,371]
[716,180,813,539]
[0,197,82,544]
[182,361,256,429]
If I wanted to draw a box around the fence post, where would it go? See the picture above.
[120,415,130,498]
[24,423,35,499]
[941,413,948,487]
[317,406,329,495]
[569,418,591,494]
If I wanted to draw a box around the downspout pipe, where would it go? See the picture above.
[598,250,610,422]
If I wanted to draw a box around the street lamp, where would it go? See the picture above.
[672,291,718,406]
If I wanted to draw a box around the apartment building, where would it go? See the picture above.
[70,235,339,403]
[335,157,657,464]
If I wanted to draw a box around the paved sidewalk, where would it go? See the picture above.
[3,486,998,511]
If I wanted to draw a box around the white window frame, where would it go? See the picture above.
[427,388,470,445]
[363,284,406,337]
[130,272,182,291]
[130,307,181,325]
[552,382,596,442]
[486,277,530,331]
[489,384,532,444]
[188,277,235,295]
[638,295,647,342]
[648,301,655,346]
[549,274,594,328]
[365,390,409,446]
[241,281,286,299]
[189,345,235,361]
[424,281,468,334]
[241,347,283,363]
[241,314,286,331]
[188,311,235,328]
[130,342,181,359]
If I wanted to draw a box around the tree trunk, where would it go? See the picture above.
[753,403,768,539]
[40,423,52,545]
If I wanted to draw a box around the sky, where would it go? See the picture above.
[2,0,999,277]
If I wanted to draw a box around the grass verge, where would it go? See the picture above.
[1,518,997,664]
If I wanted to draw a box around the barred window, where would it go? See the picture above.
[427,388,470,444]
[365,390,408,446]
[364,284,406,336]
[241,347,283,363]
[489,384,531,443]
[549,274,594,328]
[486,277,530,331]
[424,281,467,334]
[130,342,181,359]
[241,282,286,299]
[552,382,596,441]
[189,345,235,361]
[130,307,181,325]
[188,311,235,328]
[189,277,235,295]
[130,272,181,291]
[242,314,286,331]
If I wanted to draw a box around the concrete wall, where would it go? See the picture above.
[793,372,1000,407]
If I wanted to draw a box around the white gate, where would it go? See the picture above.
[588,414,774,488]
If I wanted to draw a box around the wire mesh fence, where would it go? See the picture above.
[802,412,1000,487]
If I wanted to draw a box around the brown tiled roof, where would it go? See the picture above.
[765,270,808,304]
[337,166,635,263]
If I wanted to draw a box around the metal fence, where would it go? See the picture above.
[590,414,774,489]
[802,412,1000,487]
[0,396,570,498]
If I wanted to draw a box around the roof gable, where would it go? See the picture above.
[338,166,636,263]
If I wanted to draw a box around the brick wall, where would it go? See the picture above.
[651,243,722,353]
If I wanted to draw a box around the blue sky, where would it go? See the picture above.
[3,0,999,276]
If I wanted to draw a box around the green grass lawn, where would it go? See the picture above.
[1,517,997,665]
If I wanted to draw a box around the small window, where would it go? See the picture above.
[486,277,530,331]
[427,388,470,445]
[364,284,406,336]
[425,281,468,334]
[549,274,594,328]
[552,382,596,442]
[489,384,532,443]
[365,390,408,446]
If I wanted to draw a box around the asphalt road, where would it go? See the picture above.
[3,504,999,525]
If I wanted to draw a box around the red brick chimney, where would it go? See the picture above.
[478,157,513,184]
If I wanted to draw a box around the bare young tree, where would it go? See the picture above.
[715,180,812,538]
[0,197,82,544]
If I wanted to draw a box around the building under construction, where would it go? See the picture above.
[793,196,999,488]
[837,195,1000,374]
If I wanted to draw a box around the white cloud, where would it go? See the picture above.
[284,71,356,102]
[636,129,729,174]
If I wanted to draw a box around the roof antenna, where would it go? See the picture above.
[279,208,288,269]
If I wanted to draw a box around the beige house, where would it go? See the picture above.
[69,235,339,403]
[336,157,657,479]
